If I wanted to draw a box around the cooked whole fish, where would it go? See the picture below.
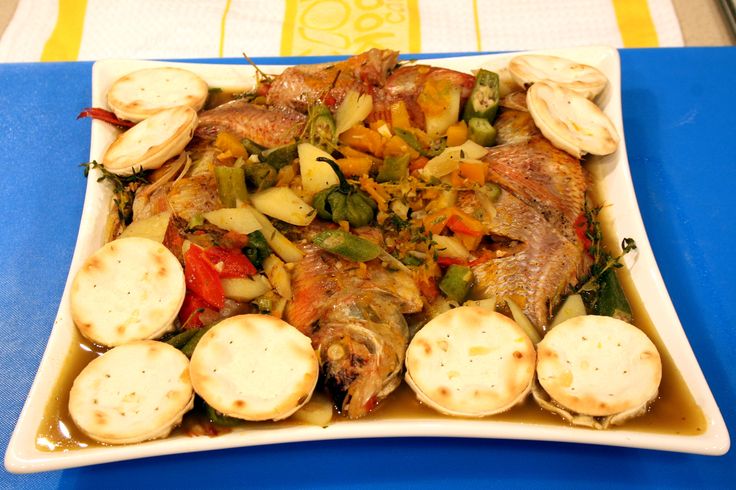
[370,65,476,130]
[266,48,399,112]
[457,190,583,330]
[195,99,305,148]
[285,244,422,418]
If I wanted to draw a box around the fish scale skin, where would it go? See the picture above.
[266,49,399,113]
[195,99,306,148]
[484,135,587,243]
[458,189,583,330]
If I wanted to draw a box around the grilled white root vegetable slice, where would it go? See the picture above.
[527,81,619,158]
[508,54,608,99]
[405,307,536,417]
[68,341,194,444]
[250,187,316,226]
[190,315,318,421]
[536,315,661,418]
[107,67,208,122]
[70,237,185,347]
[102,106,197,175]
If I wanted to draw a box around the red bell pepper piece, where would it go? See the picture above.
[574,214,593,256]
[77,107,135,128]
[184,245,225,309]
[204,246,257,278]
[178,292,210,329]
[436,256,469,267]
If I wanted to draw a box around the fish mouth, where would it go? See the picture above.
[316,291,408,419]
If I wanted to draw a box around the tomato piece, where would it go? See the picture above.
[203,246,257,278]
[76,107,135,128]
[178,292,209,329]
[436,256,469,267]
[184,245,225,309]
[574,214,593,254]
[447,213,484,237]
[469,250,495,266]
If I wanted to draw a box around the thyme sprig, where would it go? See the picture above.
[81,161,149,225]
[575,204,637,294]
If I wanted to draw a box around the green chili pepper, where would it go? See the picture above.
[181,323,217,358]
[244,161,277,191]
[206,404,244,427]
[401,255,424,266]
[214,165,248,208]
[241,138,264,156]
[165,329,200,349]
[596,268,633,323]
[312,157,376,227]
[439,265,474,303]
[313,229,381,262]
[376,154,410,183]
[463,69,500,123]
[468,118,497,147]
[308,103,336,150]
[243,230,271,269]
[261,143,298,170]
[394,128,446,158]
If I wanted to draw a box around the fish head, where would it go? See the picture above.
[316,290,408,419]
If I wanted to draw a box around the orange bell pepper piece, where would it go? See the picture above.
[339,126,385,157]
[458,161,486,185]
[446,120,468,147]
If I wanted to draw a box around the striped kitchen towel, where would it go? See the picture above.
[0,0,683,62]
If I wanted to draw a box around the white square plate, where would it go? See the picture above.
[5,46,729,473]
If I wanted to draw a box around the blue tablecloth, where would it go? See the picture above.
[1,48,734,488]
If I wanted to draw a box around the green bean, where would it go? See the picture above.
[313,229,381,262]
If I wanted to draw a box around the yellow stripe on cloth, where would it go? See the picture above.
[472,0,482,51]
[219,0,233,57]
[280,0,421,56]
[41,0,88,61]
[612,0,659,47]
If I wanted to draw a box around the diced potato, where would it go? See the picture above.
[550,294,586,328]
[119,212,171,242]
[250,187,316,226]
[420,147,462,180]
[203,208,262,235]
[222,275,271,302]
[335,90,373,135]
[459,139,489,160]
[506,298,541,344]
[290,392,334,427]
[433,235,470,260]
[297,143,339,196]
[249,207,304,263]
[263,255,292,299]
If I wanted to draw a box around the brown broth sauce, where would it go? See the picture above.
[36,181,706,452]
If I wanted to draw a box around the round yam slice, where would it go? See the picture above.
[107,67,208,122]
[190,315,319,421]
[527,81,619,158]
[536,315,662,417]
[69,340,194,444]
[405,307,536,417]
[70,237,185,347]
[508,54,608,99]
[102,105,197,175]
